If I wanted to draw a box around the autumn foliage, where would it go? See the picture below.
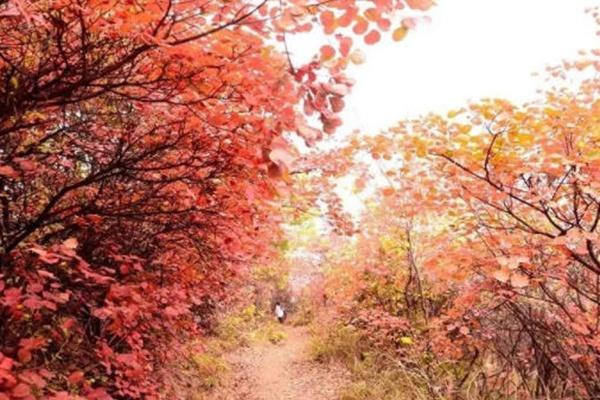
[0,0,437,398]
[299,22,600,399]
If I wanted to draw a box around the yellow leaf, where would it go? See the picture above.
[447,109,464,118]
[514,132,533,146]
[455,133,470,143]
[414,138,427,158]
[392,27,408,42]
[458,124,472,134]
[588,149,600,161]
[400,336,413,345]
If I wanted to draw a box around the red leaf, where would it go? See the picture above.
[330,96,345,113]
[12,383,31,398]
[67,370,84,384]
[119,263,130,275]
[364,30,381,45]
[0,165,18,178]
[19,337,46,351]
[376,18,391,30]
[17,349,31,363]
[19,371,46,389]
[164,306,179,317]
[85,388,112,400]
[30,248,60,264]
[319,45,335,62]
[353,18,368,35]
[0,355,14,371]
[337,36,352,57]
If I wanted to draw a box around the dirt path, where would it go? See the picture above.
[214,325,349,400]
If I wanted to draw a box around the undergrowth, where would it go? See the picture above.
[309,323,495,400]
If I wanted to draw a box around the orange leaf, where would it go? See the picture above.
[320,45,336,62]
[392,26,408,41]
[382,187,395,197]
[353,17,368,35]
[320,10,336,34]
[571,322,591,335]
[405,0,433,11]
[338,8,357,27]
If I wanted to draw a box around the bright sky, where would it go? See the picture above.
[289,0,599,135]
[287,0,599,219]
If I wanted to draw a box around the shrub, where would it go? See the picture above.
[310,324,364,365]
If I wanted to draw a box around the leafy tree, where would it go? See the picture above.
[301,26,600,398]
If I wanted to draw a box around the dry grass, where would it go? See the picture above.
[308,323,505,400]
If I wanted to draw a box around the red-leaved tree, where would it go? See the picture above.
[0,0,434,398]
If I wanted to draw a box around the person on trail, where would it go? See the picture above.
[275,302,286,323]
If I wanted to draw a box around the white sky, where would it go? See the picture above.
[288,0,599,135]
[285,0,599,219]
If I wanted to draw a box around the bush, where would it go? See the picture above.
[191,353,230,390]
[310,324,364,364]
[265,325,288,344]
[311,321,489,400]
[289,299,315,327]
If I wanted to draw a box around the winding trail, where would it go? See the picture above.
[214,325,349,400]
